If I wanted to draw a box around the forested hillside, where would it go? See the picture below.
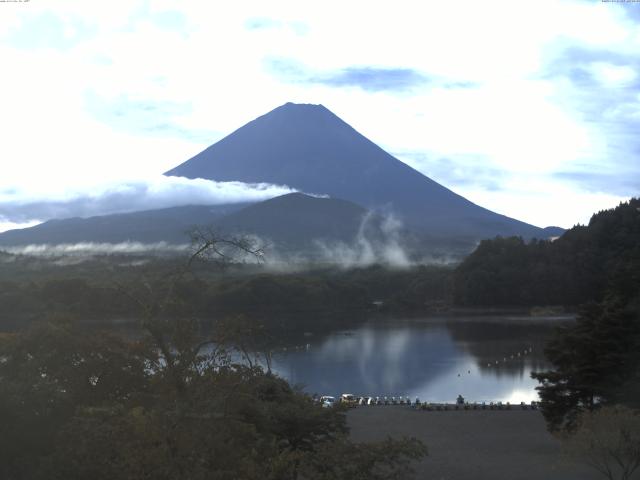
[454,198,640,307]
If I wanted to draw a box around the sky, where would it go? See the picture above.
[0,0,638,232]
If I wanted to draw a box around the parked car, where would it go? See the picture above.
[320,396,336,408]
[340,393,358,407]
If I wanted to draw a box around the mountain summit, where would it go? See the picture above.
[0,103,561,252]
[166,103,547,240]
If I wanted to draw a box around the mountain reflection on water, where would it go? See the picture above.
[270,316,566,403]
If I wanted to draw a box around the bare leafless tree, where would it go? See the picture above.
[114,228,265,393]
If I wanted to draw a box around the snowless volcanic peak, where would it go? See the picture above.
[0,103,563,250]
[165,102,547,240]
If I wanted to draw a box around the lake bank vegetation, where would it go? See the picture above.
[0,259,453,332]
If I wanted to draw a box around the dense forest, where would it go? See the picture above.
[0,259,452,333]
[454,198,640,307]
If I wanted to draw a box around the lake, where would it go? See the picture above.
[268,315,569,403]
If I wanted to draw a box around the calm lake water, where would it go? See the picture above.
[269,315,569,403]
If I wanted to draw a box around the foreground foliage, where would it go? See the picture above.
[0,320,426,479]
[531,299,640,431]
[0,232,427,479]
[529,200,640,433]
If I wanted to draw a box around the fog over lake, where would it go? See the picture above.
[269,316,565,403]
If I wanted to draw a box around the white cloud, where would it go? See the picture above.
[0,219,40,234]
[0,176,296,231]
[459,177,628,228]
[589,62,637,86]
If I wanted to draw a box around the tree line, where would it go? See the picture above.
[453,199,640,308]
[0,264,453,332]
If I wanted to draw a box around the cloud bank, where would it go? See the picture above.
[0,176,296,230]
[266,58,430,93]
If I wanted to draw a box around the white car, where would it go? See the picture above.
[320,396,336,408]
[340,393,358,407]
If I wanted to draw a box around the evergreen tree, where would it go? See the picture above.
[532,299,640,432]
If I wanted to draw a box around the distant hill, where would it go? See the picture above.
[166,102,558,241]
[541,226,565,238]
[216,193,371,246]
[0,194,379,252]
[0,204,247,246]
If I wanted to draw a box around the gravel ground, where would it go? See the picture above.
[347,406,601,480]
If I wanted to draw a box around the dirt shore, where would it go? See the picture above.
[347,406,600,480]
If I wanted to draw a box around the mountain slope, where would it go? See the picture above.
[216,192,369,245]
[166,102,550,240]
[0,204,248,246]
[0,194,374,249]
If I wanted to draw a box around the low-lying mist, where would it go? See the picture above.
[255,212,463,269]
[313,212,411,268]
[2,241,190,257]
[1,212,464,269]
